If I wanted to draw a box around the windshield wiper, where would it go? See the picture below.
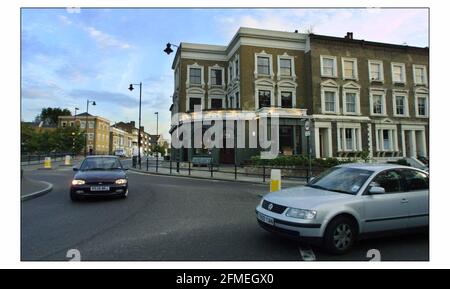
[307,184,326,190]
[307,184,353,195]
[327,188,354,195]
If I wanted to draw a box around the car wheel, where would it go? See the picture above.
[70,192,80,202]
[323,216,357,255]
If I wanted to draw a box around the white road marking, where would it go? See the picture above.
[299,246,316,261]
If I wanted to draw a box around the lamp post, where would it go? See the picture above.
[84,100,96,157]
[128,82,142,169]
[73,107,79,155]
[155,112,159,170]
[164,42,180,164]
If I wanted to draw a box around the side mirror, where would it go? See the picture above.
[72,167,79,172]
[309,177,315,182]
[369,186,385,194]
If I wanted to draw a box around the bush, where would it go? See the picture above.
[249,155,353,168]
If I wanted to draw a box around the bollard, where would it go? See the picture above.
[44,157,52,169]
[64,155,72,166]
[270,169,281,192]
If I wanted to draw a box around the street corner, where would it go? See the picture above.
[21,177,53,201]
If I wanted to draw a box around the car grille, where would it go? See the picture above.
[262,200,287,214]
[86,181,115,185]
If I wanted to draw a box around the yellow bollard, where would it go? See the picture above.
[270,169,281,192]
[64,155,72,166]
[44,157,52,169]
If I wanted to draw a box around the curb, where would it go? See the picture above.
[128,168,269,186]
[21,181,53,202]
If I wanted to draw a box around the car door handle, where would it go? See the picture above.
[401,198,409,203]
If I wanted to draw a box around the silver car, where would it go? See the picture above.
[255,163,429,254]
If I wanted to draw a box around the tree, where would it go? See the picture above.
[51,126,85,154]
[35,107,72,126]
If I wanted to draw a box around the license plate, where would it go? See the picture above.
[257,212,274,226]
[90,186,110,191]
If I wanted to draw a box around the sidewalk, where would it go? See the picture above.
[21,177,53,201]
[129,163,307,186]
[21,157,82,171]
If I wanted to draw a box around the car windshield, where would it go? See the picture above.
[80,157,123,171]
[307,167,373,195]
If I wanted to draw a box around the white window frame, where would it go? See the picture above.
[186,87,205,112]
[208,88,226,110]
[208,96,226,110]
[80,121,86,129]
[254,51,274,79]
[254,78,275,110]
[257,89,275,109]
[207,64,225,88]
[320,80,340,114]
[88,121,95,129]
[336,123,362,152]
[88,133,94,141]
[391,62,406,84]
[369,88,387,116]
[61,121,67,127]
[413,64,428,86]
[277,79,297,108]
[342,82,361,115]
[375,124,399,152]
[341,57,358,80]
[415,92,429,118]
[320,55,337,78]
[277,53,296,80]
[186,63,205,88]
[392,90,410,117]
[368,60,384,83]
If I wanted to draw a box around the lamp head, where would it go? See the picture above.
[128,84,134,91]
[164,43,174,55]
[92,101,96,106]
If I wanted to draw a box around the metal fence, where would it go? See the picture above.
[20,152,76,165]
[132,158,329,183]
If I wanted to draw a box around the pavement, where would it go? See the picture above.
[21,161,429,261]
[122,158,307,187]
[20,177,53,201]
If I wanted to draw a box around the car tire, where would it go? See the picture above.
[323,216,357,255]
[70,192,80,202]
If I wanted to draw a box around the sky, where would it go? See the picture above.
[21,8,429,140]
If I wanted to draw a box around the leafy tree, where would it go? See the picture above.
[21,122,38,153]
[35,107,72,126]
[51,126,85,154]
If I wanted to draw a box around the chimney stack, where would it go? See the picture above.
[130,121,135,127]
[345,32,354,39]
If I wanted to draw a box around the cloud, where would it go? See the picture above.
[214,8,428,47]
[83,26,131,49]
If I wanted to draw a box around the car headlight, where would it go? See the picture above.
[71,179,85,185]
[285,208,317,220]
[115,178,128,185]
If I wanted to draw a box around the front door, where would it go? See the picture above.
[362,169,410,233]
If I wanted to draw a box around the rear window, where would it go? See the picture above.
[402,169,429,191]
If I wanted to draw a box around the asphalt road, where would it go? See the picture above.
[21,164,429,261]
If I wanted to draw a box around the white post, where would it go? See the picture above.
[410,130,417,158]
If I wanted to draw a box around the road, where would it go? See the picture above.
[21,162,429,261]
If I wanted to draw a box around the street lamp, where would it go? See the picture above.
[164,42,180,166]
[155,112,159,170]
[84,100,96,157]
[73,107,79,155]
[163,43,179,55]
[129,82,142,169]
